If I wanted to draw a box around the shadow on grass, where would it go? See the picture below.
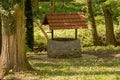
[32,62,79,76]
[30,59,120,77]
[36,70,120,77]
[32,58,120,67]
[33,62,71,69]
[81,71,120,75]
[28,46,120,77]
[32,68,120,77]
[35,70,79,76]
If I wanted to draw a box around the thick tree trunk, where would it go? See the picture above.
[103,6,116,45]
[25,0,34,51]
[0,15,14,76]
[13,6,33,71]
[0,0,33,78]
[0,16,1,54]
[87,0,101,46]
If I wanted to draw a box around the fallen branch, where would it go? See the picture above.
[35,20,49,40]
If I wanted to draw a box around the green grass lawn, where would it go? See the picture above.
[4,46,120,80]
[29,56,120,80]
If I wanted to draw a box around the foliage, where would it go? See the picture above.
[78,29,93,47]
[0,0,22,15]
[92,0,103,16]
[0,0,19,34]
[34,36,47,52]
[0,0,15,11]
[34,24,47,52]
[88,0,120,22]
[38,1,87,20]
[25,44,32,52]
[103,0,120,20]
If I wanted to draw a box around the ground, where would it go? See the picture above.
[3,47,120,80]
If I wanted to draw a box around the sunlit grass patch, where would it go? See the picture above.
[4,53,120,80]
[24,54,120,80]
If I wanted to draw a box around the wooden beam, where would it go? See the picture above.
[75,29,77,39]
[51,30,54,39]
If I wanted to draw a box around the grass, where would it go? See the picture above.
[4,46,120,80]
[6,53,120,80]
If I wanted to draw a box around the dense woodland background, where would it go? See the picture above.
[34,0,120,52]
[0,0,120,79]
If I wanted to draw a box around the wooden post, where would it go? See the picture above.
[75,29,77,39]
[51,30,54,39]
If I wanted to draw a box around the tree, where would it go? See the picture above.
[0,15,1,54]
[87,0,101,45]
[25,0,39,51]
[0,0,32,78]
[50,0,56,12]
[25,0,34,51]
[62,0,65,7]
[102,0,117,45]
[32,0,39,17]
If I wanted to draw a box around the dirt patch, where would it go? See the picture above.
[81,54,97,59]
[28,48,120,60]
[82,49,120,59]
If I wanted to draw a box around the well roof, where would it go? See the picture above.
[42,12,87,30]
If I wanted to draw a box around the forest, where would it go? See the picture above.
[0,0,120,79]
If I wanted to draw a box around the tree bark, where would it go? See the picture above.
[0,16,1,54]
[13,5,33,71]
[87,0,101,46]
[32,0,39,17]
[0,15,13,76]
[0,0,33,78]
[25,0,34,51]
[62,0,65,7]
[50,0,55,13]
[103,3,116,45]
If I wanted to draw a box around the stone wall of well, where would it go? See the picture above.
[47,39,81,58]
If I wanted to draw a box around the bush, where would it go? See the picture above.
[78,29,93,47]
[34,23,47,52]
[25,44,32,52]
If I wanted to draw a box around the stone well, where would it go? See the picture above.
[47,38,81,58]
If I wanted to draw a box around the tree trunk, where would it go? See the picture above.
[103,4,116,45]
[62,0,65,7]
[25,0,34,51]
[32,0,39,17]
[13,4,33,71]
[0,16,1,54]
[0,0,33,78]
[50,0,55,13]
[0,15,13,76]
[87,0,101,46]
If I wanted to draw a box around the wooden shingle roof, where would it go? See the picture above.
[42,12,87,30]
